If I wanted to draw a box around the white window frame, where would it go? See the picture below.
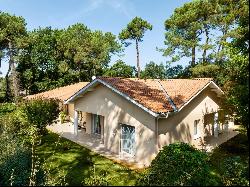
[193,119,200,140]
[119,123,136,157]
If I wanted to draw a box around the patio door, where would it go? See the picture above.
[120,124,135,156]
[92,114,101,135]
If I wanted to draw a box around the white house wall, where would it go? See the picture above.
[74,84,157,166]
[158,86,221,149]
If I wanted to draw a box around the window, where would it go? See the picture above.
[193,120,199,139]
[120,124,135,156]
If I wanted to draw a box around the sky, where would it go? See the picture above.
[0,0,192,76]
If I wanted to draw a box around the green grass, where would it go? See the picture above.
[37,131,249,186]
[37,132,140,186]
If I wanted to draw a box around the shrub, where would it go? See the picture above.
[59,111,67,124]
[137,142,215,186]
[19,98,59,135]
[0,103,16,116]
[220,156,249,186]
[0,99,60,186]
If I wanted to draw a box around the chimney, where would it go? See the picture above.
[92,76,96,81]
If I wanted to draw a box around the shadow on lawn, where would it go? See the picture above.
[37,133,95,185]
[37,132,139,186]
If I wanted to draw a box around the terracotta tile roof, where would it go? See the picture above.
[98,77,213,113]
[25,82,89,102]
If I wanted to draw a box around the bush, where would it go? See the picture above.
[0,99,60,186]
[0,103,16,116]
[137,142,215,186]
[59,111,67,124]
[19,98,59,135]
[220,156,249,186]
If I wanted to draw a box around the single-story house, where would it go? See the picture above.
[25,82,89,121]
[63,77,236,167]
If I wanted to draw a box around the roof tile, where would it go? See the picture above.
[25,82,89,101]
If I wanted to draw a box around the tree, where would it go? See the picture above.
[219,45,249,138]
[17,27,65,94]
[165,63,183,78]
[163,0,244,66]
[0,99,59,186]
[0,11,27,101]
[164,1,203,66]
[136,142,215,186]
[119,17,152,78]
[17,23,122,94]
[104,60,135,78]
[141,61,165,79]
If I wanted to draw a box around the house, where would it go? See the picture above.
[25,82,89,122]
[63,77,236,167]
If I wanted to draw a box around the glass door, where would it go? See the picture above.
[120,124,135,156]
[92,114,101,135]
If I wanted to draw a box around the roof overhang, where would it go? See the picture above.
[177,81,224,112]
[64,78,160,117]
[64,79,224,118]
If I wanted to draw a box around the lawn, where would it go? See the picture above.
[37,130,249,186]
[37,132,140,186]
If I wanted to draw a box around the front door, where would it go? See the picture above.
[120,124,135,156]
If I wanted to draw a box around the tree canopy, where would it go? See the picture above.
[0,11,27,100]
[119,17,152,78]
[104,60,135,78]
[16,24,122,95]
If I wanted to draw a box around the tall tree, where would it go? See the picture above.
[0,11,26,101]
[163,0,243,66]
[119,17,152,78]
[164,2,203,66]
[17,23,121,94]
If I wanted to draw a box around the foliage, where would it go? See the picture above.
[141,61,166,79]
[165,63,184,78]
[104,60,135,78]
[137,142,214,186]
[83,167,111,186]
[0,11,27,101]
[163,0,246,65]
[59,111,67,124]
[218,45,249,132]
[0,102,16,116]
[0,77,6,102]
[15,23,121,95]
[119,17,152,78]
[189,63,220,79]
[0,99,60,186]
[220,156,249,186]
[140,61,184,79]
[19,99,59,135]
[210,134,249,186]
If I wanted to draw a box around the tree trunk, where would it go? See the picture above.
[216,26,228,63]
[5,60,12,101]
[5,41,19,99]
[135,39,140,78]
[191,47,196,66]
[202,26,209,64]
